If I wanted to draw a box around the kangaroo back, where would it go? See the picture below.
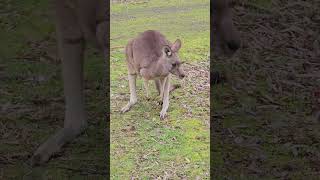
[132,30,169,67]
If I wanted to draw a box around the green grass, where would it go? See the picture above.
[110,0,210,178]
[0,0,106,178]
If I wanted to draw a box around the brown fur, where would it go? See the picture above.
[121,30,184,119]
[127,30,184,79]
[212,0,241,55]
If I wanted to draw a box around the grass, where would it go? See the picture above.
[3,0,315,179]
[1,0,106,178]
[110,0,210,178]
[212,0,320,178]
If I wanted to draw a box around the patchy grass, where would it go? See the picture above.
[212,0,320,178]
[0,0,106,178]
[110,0,210,178]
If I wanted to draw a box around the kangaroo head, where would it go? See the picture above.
[161,39,185,79]
[212,0,241,56]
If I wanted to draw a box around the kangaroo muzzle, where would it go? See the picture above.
[178,68,185,79]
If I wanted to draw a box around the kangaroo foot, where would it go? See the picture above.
[30,125,86,166]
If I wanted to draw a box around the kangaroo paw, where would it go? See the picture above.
[160,110,167,120]
[169,84,181,93]
[30,126,85,166]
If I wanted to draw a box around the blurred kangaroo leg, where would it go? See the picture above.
[30,0,87,166]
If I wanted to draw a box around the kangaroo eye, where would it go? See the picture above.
[164,47,172,57]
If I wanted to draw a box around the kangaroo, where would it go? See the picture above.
[211,0,241,84]
[212,0,241,56]
[121,30,185,119]
[29,0,108,166]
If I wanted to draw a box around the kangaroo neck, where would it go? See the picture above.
[154,59,170,77]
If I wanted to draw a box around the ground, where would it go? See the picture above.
[110,0,210,179]
[1,0,319,179]
[1,0,107,178]
[212,0,320,178]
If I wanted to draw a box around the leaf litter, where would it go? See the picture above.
[213,0,320,178]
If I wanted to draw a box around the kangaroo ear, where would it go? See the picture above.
[171,39,181,52]
[163,45,172,57]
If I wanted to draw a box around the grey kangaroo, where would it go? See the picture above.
[30,0,107,166]
[212,0,241,55]
[121,30,185,119]
[211,0,241,84]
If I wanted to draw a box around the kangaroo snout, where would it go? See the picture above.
[179,73,185,79]
[226,39,240,51]
[178,68,185,79]
[219,17,241,53]
[170,64,185,79]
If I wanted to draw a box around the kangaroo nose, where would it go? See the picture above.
[180,74,185,79]
[227,40,240,51]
